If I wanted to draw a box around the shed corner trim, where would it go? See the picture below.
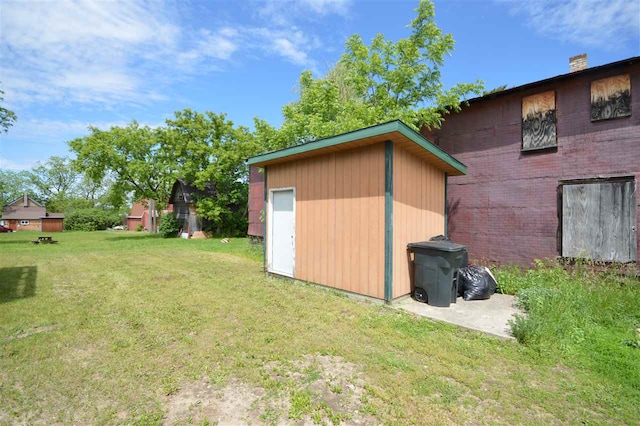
[384,140,394,303]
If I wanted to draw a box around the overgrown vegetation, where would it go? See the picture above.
[0,232,638,424]
[158,212,181,238]
[63,208,122,231]
[495,261,640,406]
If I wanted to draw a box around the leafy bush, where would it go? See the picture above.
[493,266,528,295]
[135,224,144,232]
[158,213,181,238]
[64,208,122,231]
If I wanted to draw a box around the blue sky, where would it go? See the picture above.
[1,0,638,171]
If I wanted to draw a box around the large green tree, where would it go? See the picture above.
[29,156,79,212]
[256,0,483,149]
[68,122,178,207]
[68,112,258,235]
[0,169,35,211]
[163,109,259,234]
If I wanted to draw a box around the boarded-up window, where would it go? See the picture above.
[591,74,631,121]
[562,179,637,262]
[522,91,557,151]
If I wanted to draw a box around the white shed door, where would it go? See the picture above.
[270,189,295,276]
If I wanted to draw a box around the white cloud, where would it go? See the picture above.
[0,157,37,171]
[273,38,312,66]
[247,27,319,70]
[508,0,640,48]
[176,28,239,66]
[4,118,165,143]
[257,0,351,26]
[1,0,182,107]
[0,0,350,110]
[300,0,351,15]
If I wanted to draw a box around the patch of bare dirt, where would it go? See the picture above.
[3,324,62,341]
[164,378,266,425]
[265,354,376,424]
[60,345,98,368]
[163,355,376,425]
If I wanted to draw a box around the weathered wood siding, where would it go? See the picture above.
[392,144,446,298]
[267,143,386,299]
[562,180,637,262]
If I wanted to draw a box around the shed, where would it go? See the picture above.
[247,120,467,302]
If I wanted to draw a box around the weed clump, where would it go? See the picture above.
[501,261,640,395]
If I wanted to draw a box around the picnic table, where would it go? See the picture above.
[32,236,58,244]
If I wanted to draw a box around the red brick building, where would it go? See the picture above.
[424,56,639,264]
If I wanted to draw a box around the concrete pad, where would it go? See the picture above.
[394,294,522,340]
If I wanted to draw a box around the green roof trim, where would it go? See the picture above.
[247,120,467,175]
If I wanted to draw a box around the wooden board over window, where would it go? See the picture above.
[522,91,557,151]
[562,179,637,262]
[591,74,631,121]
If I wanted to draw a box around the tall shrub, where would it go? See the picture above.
[158,212,181,238]
[64,208,121,231]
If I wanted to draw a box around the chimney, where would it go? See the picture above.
[23,192,28,207]
[569,54,588,72]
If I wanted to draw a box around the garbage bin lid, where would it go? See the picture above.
[407,240,466,252]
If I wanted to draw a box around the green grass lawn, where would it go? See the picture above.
[1,231,638,425]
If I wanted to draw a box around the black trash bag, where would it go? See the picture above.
[457,266,497,301]
[429,235,450,242]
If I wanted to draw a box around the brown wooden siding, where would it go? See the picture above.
[41,218,64,232]
[267,143,386,299]
[392,144,446,298]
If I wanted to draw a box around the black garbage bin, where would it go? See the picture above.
[407,241,467,307]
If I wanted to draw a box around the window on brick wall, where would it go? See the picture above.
[522,91,557,151]
[20,220,30,225]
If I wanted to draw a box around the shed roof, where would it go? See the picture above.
[247,120,467,176]
[43,213,65,219]
[128,201,146,218]
[127,201,159,218]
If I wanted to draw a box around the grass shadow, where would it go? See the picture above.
[0,266,37,303]
[0,240,35,245]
